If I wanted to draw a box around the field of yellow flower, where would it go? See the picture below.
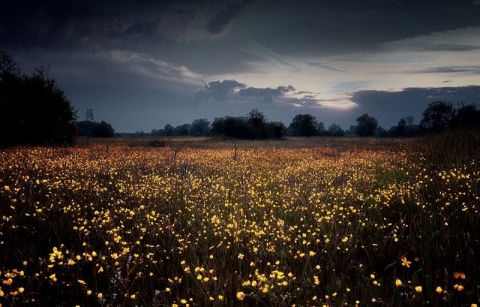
[0,136,479,306]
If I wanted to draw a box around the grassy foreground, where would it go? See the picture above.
[0,135,479,306]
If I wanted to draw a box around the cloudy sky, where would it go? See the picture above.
[1,0,480,132]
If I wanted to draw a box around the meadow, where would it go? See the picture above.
[0,133,479,306]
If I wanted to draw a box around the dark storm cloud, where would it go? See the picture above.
[0,0,102,49]
[207,0,256,35]
[238,85,295,103]
[249,0,480,56]
[194,80,246,103]
[0,0,253,50]
[194,81,297,105]
[353,86,480,106]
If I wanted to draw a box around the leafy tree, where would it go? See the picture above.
[211,109,281,139]
[77,108,115,138]
[346,125,357,136]
[288,114,323,137]
[247,108,268,139]
[163,124,174,136]
[452,103,480,130]
[150,128,164,136]
[419,101,455,134]
[327,123,345,136]
[1,52,77,146]
[189,118,211,136]
[77,120,96,137]
[211,116,256,139]
[91,121,115,137]
[387,116,417,137]
[355,113,378,136]
[173,124,190,136]
[223,116,255,139]
[267,121,286,139]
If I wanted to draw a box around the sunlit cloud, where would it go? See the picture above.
[100,50,203,85]
[316,98,359,110]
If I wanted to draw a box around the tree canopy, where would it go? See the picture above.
[211,109,285,140]
[1,51,77,146]
[355,113,378,136]
[419,101,455,134]
[288,114,324,137]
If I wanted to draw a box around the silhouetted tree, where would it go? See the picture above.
[222,116,255,139]
[150,128,164,136]
[288,114,323,137]
[77,121,96,137]
[327,123,345,136]
[163,124,174,136]
[0,52,77,146]
[452,103,480,130]
[355,113,378,136]
[346,125,357,136]
[91,121,114,137]
[247,108,268,139]
[387,116,417,137]
[419,101,455,134]
[189,118,211,136]
[267,121,286,139]
[173,124,190,136]
[212,111,282,140]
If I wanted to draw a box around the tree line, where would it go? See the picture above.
[145,102,480,139]
[1,51,479,146]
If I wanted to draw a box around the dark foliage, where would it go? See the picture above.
[189,118,211,136]
[327,123,345,136]
[288,114,325,137]
[355,113,378,136]
[212,109,285,139]
[419,101,455,134]
[77,120,115,138]
[0,51,77,146]
[419,101,480,135]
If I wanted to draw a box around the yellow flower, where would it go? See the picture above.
[415,286,422,293]
[401,256,411,268]
[395,279,402,287]
[236,291,245,300]
[436,286,442,294]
